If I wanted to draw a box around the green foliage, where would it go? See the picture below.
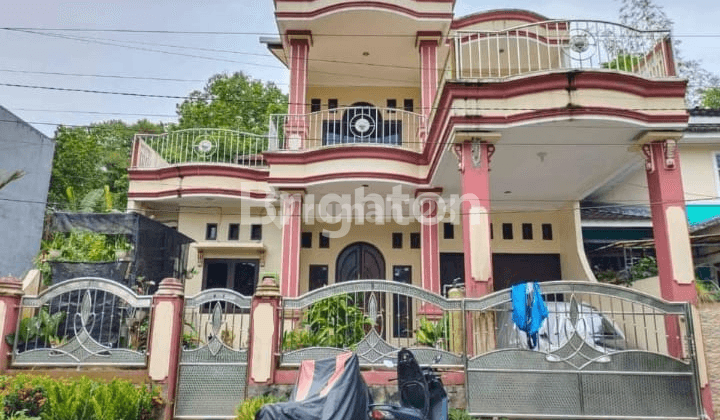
[282,295,372,351]
[41,231,131,263]
[602,54,640,72]
[0,375,162,420]
[696,280,720,304]
[176,72,287,134]
[49,121,164,212]
[629,256,658,281]
[701,87,720,108]
[235,395,285,420]
[448,408,474,420]
[415,316,449,348]
[6,309,66,347]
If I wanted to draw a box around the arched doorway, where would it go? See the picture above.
[335,242,385,282]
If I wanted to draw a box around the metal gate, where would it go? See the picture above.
[175,289,252,419]
[464,281,704,419]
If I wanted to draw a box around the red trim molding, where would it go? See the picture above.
[128,188,269,199]
[275,2,453,19]
[128,165,269,181]
[452,10,551,29]
[269,171,426,185]
[264,146,422,165]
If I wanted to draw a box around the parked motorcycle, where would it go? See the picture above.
[368,348,449,420]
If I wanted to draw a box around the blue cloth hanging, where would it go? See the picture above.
[511,282,549,349]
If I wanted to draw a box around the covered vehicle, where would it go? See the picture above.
[256,352,369,420]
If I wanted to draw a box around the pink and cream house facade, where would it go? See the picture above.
[128,2,695,307]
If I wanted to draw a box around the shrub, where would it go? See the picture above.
[415,315,449,348]
[448,408,474,420]
[235,395,285,420]
[696,280,720,304]
[0,375,162,420]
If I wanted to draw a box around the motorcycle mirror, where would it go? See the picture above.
[382,359,395,368]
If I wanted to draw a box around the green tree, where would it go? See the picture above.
[175,72,287,134]
[701,88,720,108]
[49,120,163,211]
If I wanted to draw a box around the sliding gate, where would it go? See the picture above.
[464,281,704,419]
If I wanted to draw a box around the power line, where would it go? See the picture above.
[3,26,720,38]
[0,68,205,83]
[12,108,177,118]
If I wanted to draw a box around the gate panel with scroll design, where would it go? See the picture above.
[175,289,252,419]
[279,280,464,368]
[465,281,703,419]
[12,277,152,367]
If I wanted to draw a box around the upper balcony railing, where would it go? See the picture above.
[269,106,427,153]
[453,20,675,80]
[131,129,269,169]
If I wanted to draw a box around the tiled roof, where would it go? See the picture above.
[689,108,720,117]
[686,124,720,133]
[580,205,651,221]
[690,215,720,233]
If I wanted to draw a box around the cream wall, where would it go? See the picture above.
[439,206,594,281]
[305,87,420,112]
[591,145,720,205]
[298,220,422,294]
[178,206,283,296]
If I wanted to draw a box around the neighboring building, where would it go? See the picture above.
[128,3,695,305]
[583,109,720,282]
[0,106,55,277]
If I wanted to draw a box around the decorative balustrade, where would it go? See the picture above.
[131,129,269,169]
[453,20,674,80]
[269,107,426,153]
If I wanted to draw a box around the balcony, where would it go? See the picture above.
[269,107,427,153]
[131,129,268,169]
[452,20,675,80]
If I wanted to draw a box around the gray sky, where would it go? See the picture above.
[1,0,718,137]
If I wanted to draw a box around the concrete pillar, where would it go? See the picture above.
[417,189,441,295]
[417,32,441,119]
[248,276,282,385]
[286,32,311,149]
[148,278,184,420]
[641,135,713,419]
[447,286,465,354]
[454,139,496,297]
[280,191,303,297]
[0,277,23,372]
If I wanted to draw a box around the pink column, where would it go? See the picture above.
[454,140,495,298]
[148,278,185,420]
[643,139,713,418]
[0,277,23,372]
[418,36,440,119]
[416,189,441,295]
[280,191,303,297]
[286,32,311,149]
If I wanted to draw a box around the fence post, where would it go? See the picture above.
[448,285,465,354]
[248,276,282,385]
[148,278,184,420]
[0,277,23,372]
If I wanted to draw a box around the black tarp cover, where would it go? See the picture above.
[256,352,369,420]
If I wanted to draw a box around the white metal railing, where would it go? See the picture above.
[454,20,674,80]
[131,129,269,169]
[269,106,427,153]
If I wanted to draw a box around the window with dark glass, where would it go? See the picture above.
[309,265,328,291]
[228,223,239,240]
[522,223,533,240]
[387,99,397,109]
[502,223,513,240]
[328,99,338,110]
[250,224,262,241]
[202,259,258,296]
[443,222,454,239]
[410,232,421,249]
[403,99,414,112]
[319,232,330,248]
[392,266,412,338]
[310,98,321,112]
[301,232,312,248]
[542,224,553,240]
[206,223,218,240]
[392,233,403,249]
